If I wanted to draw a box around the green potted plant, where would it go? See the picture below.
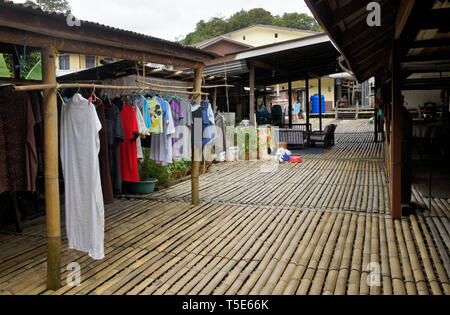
[123,148,158,194]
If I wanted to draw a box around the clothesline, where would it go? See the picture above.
[12,83,210,95]
[136,80,235,90]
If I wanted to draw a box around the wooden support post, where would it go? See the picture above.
[447,88,450,112]
[263,87,267,109]
[191,64,204,207]
[375,106,379,143]
[391,39,403,219]
[10,192,23,233]
[212,87,217,113]
[306,75,310,132]
[356,91,360,120]
[318,77,323,132]
[249,62,255,126]
[374,76,380,143]
[11,53,21,80]
[42,47,61,290]
[288,79,293,129]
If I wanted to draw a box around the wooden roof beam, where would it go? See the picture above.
[403,52,450,63]
[250,60,290,78]
[340,4,397,47]
[409,38,450,49]
[0,27,203,69]
[397,1,435,59]
[0,5,214,63]
[331,0,373,29]
[347,25,393,59]
[352,49,390,78]
[420,8,450,30]
[394,0,416,40]
[305,0,356,75]
[326,0,346,31]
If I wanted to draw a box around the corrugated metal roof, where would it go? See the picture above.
[204,60,249,77]
[0,0,216,59]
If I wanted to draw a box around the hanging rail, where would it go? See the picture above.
[13,83,209,95]
[136,80,234,90]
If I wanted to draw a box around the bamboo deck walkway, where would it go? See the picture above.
[0,121,449,295]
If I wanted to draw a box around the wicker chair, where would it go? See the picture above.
[310,124,336,148]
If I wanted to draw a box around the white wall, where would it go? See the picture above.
[402,90,442,109]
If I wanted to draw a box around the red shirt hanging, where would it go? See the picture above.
[119,104,140,182]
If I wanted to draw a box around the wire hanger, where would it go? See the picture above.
[89,84,98,104]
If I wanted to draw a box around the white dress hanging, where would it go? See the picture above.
[60,93,105,260]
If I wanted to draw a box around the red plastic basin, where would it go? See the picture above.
[290,156,303,163]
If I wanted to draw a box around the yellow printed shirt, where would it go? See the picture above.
[148,97,164,134]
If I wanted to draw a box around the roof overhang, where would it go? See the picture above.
[204,34,341,86]
[305,0,450,85]
[0,0,216,69]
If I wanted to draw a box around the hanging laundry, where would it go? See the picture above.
[104,97,124,195]
[215,113,227,154]
[0,87,38,194]
[112,97,124,111]
[179,98,194,127]
[172,98,193,159]
[170,99,184,127]
[202,101,217,146]
[133,102,150,163]
[170,99,183,158]
[119,104,140,182]
[134,95,152,129]
[28,91,44,151]
[192,105,204,156]
[150,98,175,166]
[94,99,114,205]
[60,93,105,260]
[148,97,164,134]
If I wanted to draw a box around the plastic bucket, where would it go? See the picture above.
[123,179,158,195]
[290,156,303,163]
[227,147,238,162]
[283,154,292,162]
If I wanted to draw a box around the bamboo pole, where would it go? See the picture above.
[306,75,310,132]
[136,80,234,90]
[15,83,209,95]
[191,65,204,206]
[249,62,256,126]
[212,87,218,113]
[42,47,61,290]
[288,79,293,129]
[391,38,402,219]
[319,77,323,132]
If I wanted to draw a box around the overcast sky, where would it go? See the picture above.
[13,0,313,41]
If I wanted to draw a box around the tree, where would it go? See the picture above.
[4,51,42,80]
[274,13,322,32]
[25,0,71,13]
[181,9,322,45]
[0,54,11,78]
[228,8,274,31]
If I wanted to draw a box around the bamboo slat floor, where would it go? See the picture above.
[0,120,448,295]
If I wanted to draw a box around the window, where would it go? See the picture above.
[243,36,246,40]
[59,55,70,70]
[85,56,96,69]
[275,33,279,38]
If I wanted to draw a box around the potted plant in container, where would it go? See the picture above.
[123,148,158,194]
